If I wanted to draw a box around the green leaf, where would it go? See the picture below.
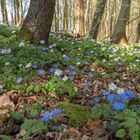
[130,133,139,140]
[129,125,140,133]
[27,84,34,92]
[91,104,102,119]
[115,129,126,138]
[0,135,12,140]
[10,111,24,121]
[34,85,41,93]
[121,117,137,128]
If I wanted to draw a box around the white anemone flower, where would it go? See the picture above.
[54,69,63,76]
[117,88,125,94]
[19,41,25,47]
[25,63,31,68]
[40,40,45,44]
[62,75,68,81]
[108,82,117,91]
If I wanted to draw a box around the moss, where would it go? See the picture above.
[56,102,91,127]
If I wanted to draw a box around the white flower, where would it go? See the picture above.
[53,44,56,47]
[1,48,11,54]
[76,62,80,65]
[74,87,78,92]
[101,47,106,51]
[91,68,94,71]
[25,63,31,68]
[63,54,67,58]
[19,41,25,47]
[40,40,45,44]
[5,62,10,65]
[62,75,68,81]
[117,88,125,94]
[18,64,23,67]
[6,48,11,53]
[102,59,106,63]
[50,49,54,52]
[49,45,53,49]
[54,69,62,76]
[108,82,117,91]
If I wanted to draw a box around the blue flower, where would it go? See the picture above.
[118,94,129,102]
[64,55,70,60]
[93,97,101,103]
[41,109,62,123]
[124,90,134,99]
[42,47,48,51]
[103,91,110,96]
[31,45,36,49]
[65,69,70,73]
[32,65,38,69]
[69,65,75,70]
[84,61,89,65]
[107,94,117,103]
[38,69,45,75]
[112,102,125,111]
[16,77,23,84]
[88,72,93,77]
[0,85,4,91]
[72,72,77,75]
[49,68,55,73]
[69,75,74,80]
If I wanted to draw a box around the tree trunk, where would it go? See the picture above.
[89,0,106,39]
[73,0,85,36]
[54,0,59,32]
[19,0,56,45]
[63,0,68,32]
[135,19,140,43]
[1,0,8,24]
[111,0,131,44]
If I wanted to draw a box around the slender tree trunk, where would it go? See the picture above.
[1,0,8,24]
[135,19,140,43]
[89,0,107,39]
[19,0,56,45]
[54,0,59,32]
[111,0,131,44]
[63,0,68,32]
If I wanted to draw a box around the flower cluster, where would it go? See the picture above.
[105,83,134,111]
[41,109,62,123]
[93,83,135,111]
[0,48,11,54]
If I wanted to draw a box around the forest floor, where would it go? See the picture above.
[0,25,140,140]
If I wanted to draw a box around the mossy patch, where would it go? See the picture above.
[56,102,91,127]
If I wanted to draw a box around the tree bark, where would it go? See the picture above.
[135,19,140,43]
[63,0,68,32]
[111,0,131,44]
[73,0,85,36]
[19,0,56,45]
[1,0,8,24]
[89,0,107,39]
